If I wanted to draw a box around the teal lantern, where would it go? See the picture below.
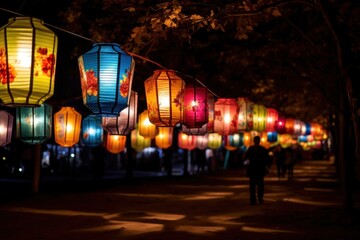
[16,104,52,144]
[78,43,135,116]
[267,132,278,143]
[82,115,103,147]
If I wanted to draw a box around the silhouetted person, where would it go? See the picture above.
[274,144,286,179]
[285,146,297,180]
[244,136,270,205]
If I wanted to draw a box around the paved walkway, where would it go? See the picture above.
[0,160,359,240]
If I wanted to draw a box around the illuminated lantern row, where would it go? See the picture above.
[207,94,215,132]
[138,110,157,139]
[178,132,196,150]
[285,118,302,135]
[131,128,151,152]
[106,134,126,154]
[196,134,209,150]
[224,133,243,148]
[155,127,173,149]
[208,133,222,149]
[78,43,134,116]
[182,124,207,135]
[214,98,238,135]
[275,114,286,133]
[183,84,208,128]
[54,107,82,147]
[237,97,253,132]
[265,108,278,132]
[0,17,58,106]
[102,91,138,135]
[16,104,52,144]
[0,110,13,146]
[82,115,103,147]
[252,104,266,132]
[144,70,185,127]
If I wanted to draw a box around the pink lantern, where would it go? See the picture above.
[214,98,238,135]
[196,134,209,150]
[207,94,215,133]
[265,108,278,132]
[183,84,208,128]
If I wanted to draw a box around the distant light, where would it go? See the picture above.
[18,168,23,172]
[70,153,75,158]
[2,156,6,160]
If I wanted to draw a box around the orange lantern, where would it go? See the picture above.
[144,70,185,127]
[243,132,252,147]
[207,133,222,149]
[285,118,302,135]
[131,128,151,152]
[138,110,158,139]
[155,127,173,149]
[265,108,278,132]
[178,132,196,150]
[237,97,254,132]
[106,134,126,154]
[214,98,238,135]
[54,107,82,147]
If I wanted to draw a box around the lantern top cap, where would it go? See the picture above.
[8,17,44,24]
[92,42,121,47]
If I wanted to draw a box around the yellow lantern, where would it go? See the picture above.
[131,128,151,152]
[138,110,158,139]
[144,70,185,127]
[0,17,58,106]
[207,133,222,149]
[252,104,266,132]
[106,134,126,154]
[155,127,173,149]
[54,107,82,147]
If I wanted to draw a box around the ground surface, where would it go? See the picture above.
[0,160,359,240]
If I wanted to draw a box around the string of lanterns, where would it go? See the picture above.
[0,15,328,154]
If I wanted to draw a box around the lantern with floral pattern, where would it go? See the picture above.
[214,98,238,135]
[183,84,208,128]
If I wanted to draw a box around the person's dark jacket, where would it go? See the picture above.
[244,145,270,178]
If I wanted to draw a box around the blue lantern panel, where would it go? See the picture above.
[267,132,278,143]
[82,115,103,147]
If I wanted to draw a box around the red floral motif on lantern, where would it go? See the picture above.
[0,48,17,84]
[34,47,56,77]
[85,69,98,96]
[119,70,130,98]
[173,90,183,108]
[214,110,222,121]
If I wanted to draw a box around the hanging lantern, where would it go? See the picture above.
[279,134,292,148]
[243,132,252,147]
[0,17,58,106]
[214,98,238,135]
[260,131,271,149]
[207,94,215,132]
[16,104,52,144]
[285,118,302,135]
[106,134,126,154]
[155,127,173,149]
[138,110,158,139]
[82,115,103,147]
[265,108,278,132]
[78,43,134,116]
[196,134,209,150]
[302,122,312,135]
[0,110,14,146]
[54,107,82,147]
[252,104,266,132]
[144,70,185,127]
[298,135,308,143]
[102,91,138,135]
[224,133,243,147]
[178,132,196,150]
[237,97,254,132]
[182,124,207,135]
[267,132,278,143]
[207,133,222,149]
[131,128,151,152]
[183,84,208,128]
[275,114,286,134]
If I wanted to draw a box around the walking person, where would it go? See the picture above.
[244,136,271,205]
[274,144,286,179]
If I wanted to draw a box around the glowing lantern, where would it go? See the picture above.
[182,124,207,135]
[54,107,82,147]
[78,43,134,116]
[207,133,222,149]
[285,118,302,135]
[243,132,252,147]
[16,104,52,144]
[237,97,254,132]
[196,134,209,150]
[214,98,238,135]
[225,133,243,147]
[178,132,196,150]
[183,84,208,128]
[155,127,173,149]
[260,131,271,148]
[82,115,103,147]
[0,110,13,146]
[265,108,278,132]
[0,17,58,106]
[207,94,215,132]
[102,91,138,135]
[131,128,151,152]
[298,135,308,142]
[144,70,185,127]
[279,134,292,148]
[106,134,126,154]
[267,132,278,143]
[138,110,157,139]
[302,122,312,135]
[275,114,286,134]
[252,104,266,132]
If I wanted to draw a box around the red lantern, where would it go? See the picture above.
[207,94,215,132]
[183,84,208,128]
[178,132,196,150]
[265,108,278,132]
[275,114,286,134]
[214,98,238,135]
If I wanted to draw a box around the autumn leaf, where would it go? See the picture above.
[272,8,282,17]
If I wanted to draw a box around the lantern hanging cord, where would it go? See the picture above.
[126,52,167,70]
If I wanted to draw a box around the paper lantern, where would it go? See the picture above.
[78,43,134,116]
[298,135,308,142]
[183,84,208,128]
[237,97,254,132]
[265,108,278,132]
[178,132,196,150]
[138,110,157,139]
[279,134,292,148]
[243,132,252,147]
[302,122,312,135]
[181,124,207,135]
[16,104,52,144]
[252,104,266,132]
[275,114,286,134]
[207,94,215,132]
[102,91,138,135]
[106,134,126,154]
[54,107,82,147]
[196,134,209,150]
[260,131,271,149]
[285,118,302,135]
[155,127,173,149]
[224,133,243,147]
[82,115,103,147]
[214,98,238,135]
[131,128,151,152]
[207,133,222,149]
[0,17,58,106]
[0,110,13,146]
[267,132,278,143]
[144,70,185,127]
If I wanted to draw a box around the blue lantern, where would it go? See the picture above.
[298,135,308,142]
[82,115,103,147]
[267,132,278,143]
[78,43,135,116]
[302,122,312,135]
[16,104,52,144]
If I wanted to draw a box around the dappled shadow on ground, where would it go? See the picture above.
[0,160,359,240]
